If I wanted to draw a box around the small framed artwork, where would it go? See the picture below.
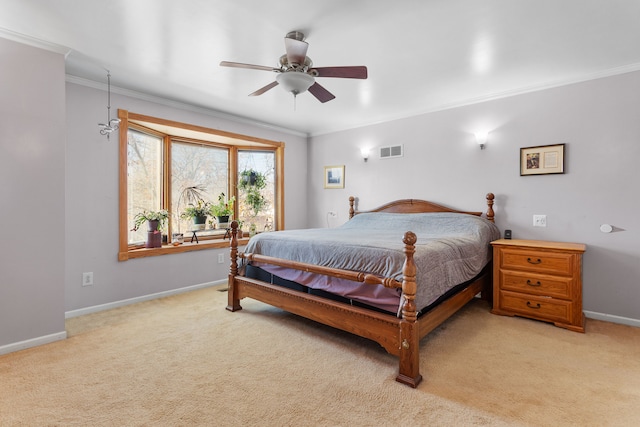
[520,144,565,176]
[324,165,345,189]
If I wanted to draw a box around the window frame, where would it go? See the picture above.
[118,109,285,261]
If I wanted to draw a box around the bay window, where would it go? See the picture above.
[118,110,284,261]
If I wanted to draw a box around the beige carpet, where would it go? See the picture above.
[1,285,639,426]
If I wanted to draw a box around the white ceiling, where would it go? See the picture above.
[2,0,639,136]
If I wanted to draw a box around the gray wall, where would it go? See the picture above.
[64,82,308,312]
[0,38,66,349]
[308,70,640,324]
[1,37,308,353]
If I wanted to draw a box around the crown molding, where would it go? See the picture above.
[0,27,72,57]
[66,75,308,138]
[310,63,640,137]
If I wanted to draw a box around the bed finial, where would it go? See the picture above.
[349,196,355,219]
[486,193,495,223]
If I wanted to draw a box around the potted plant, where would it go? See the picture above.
[239,169,267,236]
[131,209,169,248]
[238,169,267,217]
[210,192,235,228]
[181,199,211,230]
[240,169,260,186]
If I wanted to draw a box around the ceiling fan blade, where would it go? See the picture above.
[311,66,368,79]
[220,61,279,72]
[284,37,309,65]
[308,82,336,103]
[249,81,279,97]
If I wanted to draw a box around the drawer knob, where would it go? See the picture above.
[526,279,542,286]
[527,257,542,265]
[526,301,541,309]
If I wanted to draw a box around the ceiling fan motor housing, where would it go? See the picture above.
[279,54,313,71]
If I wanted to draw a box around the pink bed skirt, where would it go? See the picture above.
[255,263,401,313]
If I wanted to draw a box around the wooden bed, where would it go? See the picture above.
[226,193,496,387]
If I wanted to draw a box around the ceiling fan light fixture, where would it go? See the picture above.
[276,72,314,96]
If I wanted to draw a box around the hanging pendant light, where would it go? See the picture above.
[98,71,121,139]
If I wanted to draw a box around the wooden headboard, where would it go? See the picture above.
[349,193,495,222]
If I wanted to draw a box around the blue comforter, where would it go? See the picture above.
[244,212,501,313]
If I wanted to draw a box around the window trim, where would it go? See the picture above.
[118,109,285,261]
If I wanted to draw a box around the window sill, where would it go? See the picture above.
[119,237,250,261]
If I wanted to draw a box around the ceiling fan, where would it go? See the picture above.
[220,31,367,103]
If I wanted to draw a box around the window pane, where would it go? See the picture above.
[171,141,229,234]
[238,151,275,232]
[128,129,163,244]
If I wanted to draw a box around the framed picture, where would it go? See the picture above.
[520,144,565,176]
[324,165,345,189]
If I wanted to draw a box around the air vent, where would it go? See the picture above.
[379,144,403,159]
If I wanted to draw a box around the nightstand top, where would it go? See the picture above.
[491,239,586,253]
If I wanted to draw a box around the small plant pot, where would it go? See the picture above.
[146,230,162,248]
[147,219,160,232]
[145,220,162,248]
[193,215,207,230]
[216,215,230,229]
[241,171,258,186]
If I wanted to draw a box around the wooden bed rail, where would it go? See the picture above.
[239,252,403,289]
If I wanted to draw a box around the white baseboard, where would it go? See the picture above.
[65,279,227,319]
[584,310,640,328]
[3,287,634,357]
[0,281,226,356]
[0,331,67,356]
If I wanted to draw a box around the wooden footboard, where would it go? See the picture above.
[227,193,495,388]
[227,226,425,386]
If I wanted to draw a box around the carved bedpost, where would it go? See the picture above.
[349,196,355,219]
[226,220,242,312]
[483,193,496,304]
[396,231,422,388]
[401,231,418,323]
[486,193,495,223]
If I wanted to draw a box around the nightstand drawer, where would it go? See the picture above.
[499,291,572,324]
[500,248,573,275]
[500,271,572,299]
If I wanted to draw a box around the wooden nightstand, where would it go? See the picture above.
[491,239,586,333]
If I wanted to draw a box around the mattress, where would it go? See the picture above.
[242,212,501,315]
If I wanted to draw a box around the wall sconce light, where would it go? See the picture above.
[475,131,488,150]
[360,148,370,162]
[98,71,121,140]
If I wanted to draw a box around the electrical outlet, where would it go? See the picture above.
[533,215,547,227]
[218,253,224,264]
[82,272,93,286]
[328,211,337,218]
